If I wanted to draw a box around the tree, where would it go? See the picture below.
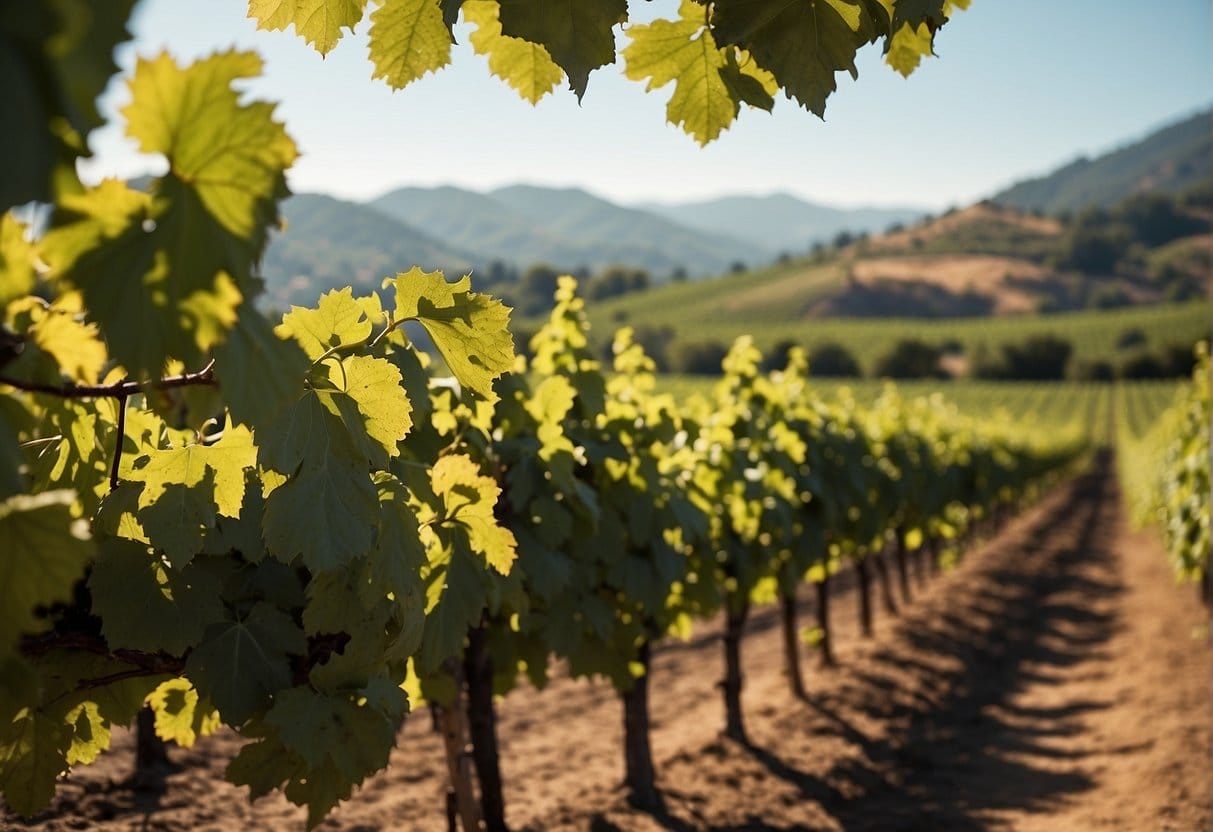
[0,0,974,825]
[873,339,946,379]
[808,342,863,377]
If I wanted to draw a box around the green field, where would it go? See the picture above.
[583,299,1209,377]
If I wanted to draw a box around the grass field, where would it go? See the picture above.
[583,300,1209,377]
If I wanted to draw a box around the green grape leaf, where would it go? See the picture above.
[495,0,627,98]
[441,0,463,32]
[363,474,427,606]
[385,268,514,403]
[885,20,933,77]
[184,601,307,724]
[231,685,406,827]
[623,0,776,144]
[88,539,226,654]
[0,0,136,209]
[0,395,32,500]
[42,50,298,376]
[892,0,947,27]
[64,702,109,766]
[465,0,564,104]
[215,299,310,430]
[369,0,452,89]
[145,679,219,747]
[278,287,380,361]
[248,0,367,54]
[417,546,483,672]
[0,708,71,816]
[711,0,863,117]
[432,454,517,574]
[0,491,94,654]
[260,392,380,571]
[0,213,35,306]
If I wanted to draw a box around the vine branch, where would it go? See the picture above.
[0,361,216,400]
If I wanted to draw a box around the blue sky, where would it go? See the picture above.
[82,0,1213,210]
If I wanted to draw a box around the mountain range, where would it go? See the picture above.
[993,108,1212,214]
[257,107,1212,310]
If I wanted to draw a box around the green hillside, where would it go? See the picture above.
[260,193,471,310]
[994,109,1213,214]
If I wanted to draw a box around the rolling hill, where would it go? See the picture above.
[638,192,927,253]
[993,108,1213,214]
[260,193,472,310]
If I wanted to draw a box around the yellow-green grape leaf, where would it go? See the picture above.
[24,297,108,384]
[385,268,513,402]
[41,51,297,377]
[0,491,94,655]
[278,287,380,361]
[495,0,627,99]
[623,1,775,145]
[128,423,257,519]
[122,50,298,255]
[316,355,412,465]
[465,0,563,104]
[0,708,72,816]
[711,0,863,117]
[369,0,452,90]
[885,21,933,77]
[431,454,517,574]
[0,213,35,306]
[248,0,367,55]
[145,679,219,747]
[64,702,110,766]
[0,0,136,210]
[87,540,226,655]
[124,423,258,565]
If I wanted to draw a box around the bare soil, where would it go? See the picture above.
[6,459,1211,831]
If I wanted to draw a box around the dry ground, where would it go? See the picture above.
[6,457,1210,831]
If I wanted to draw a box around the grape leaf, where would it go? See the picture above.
[623,0,777,144]
[0,491,94,654]
[145,679,220,747]
[711,0,863,117]
[184,602,306,724]
[431,454,517,574]
[417,545,484,672]
[315,355,412,465]
[87,539,226,654]
[465,0,564,104]
[0,708,71,816]
[384,268,514,403]
[0,0,136,210]
[248,0,367,55]
[278,287,381,361]
[17,295,108,384]
[128,423,257,520]
[369,0,452,89]
[215,300,310,431]
[495,0,627,98]
[260,392,380,571]
[0,213,35,307]
[885,20,933,77]
[63,702,109,766]
[41,51,298,377]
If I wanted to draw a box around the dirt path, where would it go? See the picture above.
[7,457,1211,831]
